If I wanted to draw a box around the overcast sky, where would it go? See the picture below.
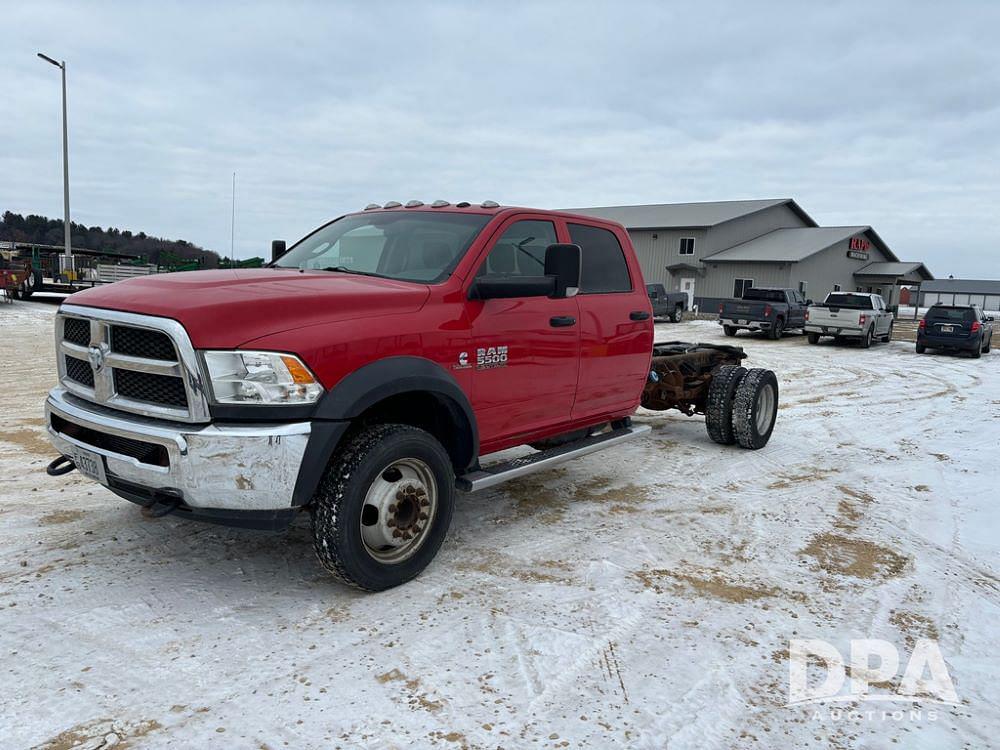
[3,1,997,277]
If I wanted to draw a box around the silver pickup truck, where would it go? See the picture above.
[805,292,894,348]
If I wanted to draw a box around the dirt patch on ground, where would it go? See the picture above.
[376,669,445,713]
[39,509,86,525]
[800,533,909,580]
[634,567,787,603]
[767,468,839,490]
[889,609,940,648]
[1,426,54,456]
[37,718,163,750]
[574,477,651,514]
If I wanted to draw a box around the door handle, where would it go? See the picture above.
[549,316,576,327]
[630,310,651,321]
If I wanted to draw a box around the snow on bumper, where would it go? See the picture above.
[719,318,772,330]
[45,387,310,511]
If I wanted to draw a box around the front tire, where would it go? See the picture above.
[705,365,747,445]
[732,369,779,450]
[311,424,455,591]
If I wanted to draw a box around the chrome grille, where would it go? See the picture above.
[55,304,210,423]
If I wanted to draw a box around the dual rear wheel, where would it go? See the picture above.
[705,366,778,450]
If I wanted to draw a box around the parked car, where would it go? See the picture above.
[44,201,781,591]
[917,304,994,358]
[718,287,809,339]
[805,292,894,348]
[646,283,687,322]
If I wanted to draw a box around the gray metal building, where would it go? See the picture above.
[565,199,933,309]
[919,279,1000,313]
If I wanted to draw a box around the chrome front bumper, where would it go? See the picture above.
[46,387,311,511]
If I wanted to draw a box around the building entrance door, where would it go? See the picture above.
[680,277,696,308]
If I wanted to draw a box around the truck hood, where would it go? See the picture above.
[67,268,431,348]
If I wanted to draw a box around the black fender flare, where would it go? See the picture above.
[292,357,478,507]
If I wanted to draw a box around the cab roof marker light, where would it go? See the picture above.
[431,200,450,208]
[383,201,402,209]
[455,201,471,208]
[405,200,425,208]
[363,203,381,210]
[481,200,500,208]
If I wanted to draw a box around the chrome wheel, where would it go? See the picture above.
[755,383,775,434]
[360,458,438,564]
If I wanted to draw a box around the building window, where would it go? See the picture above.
[799,281,808,294]
[679,237,696,255]
[733,278,754,298]
[856,286,863,292]
[833,284,842,292]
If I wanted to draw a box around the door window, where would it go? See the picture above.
[568,224,632,293]
[477,220,557,278]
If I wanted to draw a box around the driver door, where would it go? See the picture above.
[464,217,580,448]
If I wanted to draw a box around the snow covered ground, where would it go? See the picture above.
[1,301,998,749]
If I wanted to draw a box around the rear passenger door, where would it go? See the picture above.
[569,222,653,420]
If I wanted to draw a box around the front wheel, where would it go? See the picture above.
[311,424,455,591]
[807,332,820,345]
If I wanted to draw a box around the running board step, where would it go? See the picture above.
[456,424,651,492]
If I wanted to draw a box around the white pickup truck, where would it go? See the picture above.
[805,292,894,348]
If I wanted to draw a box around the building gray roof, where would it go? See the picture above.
[920,278,1000,294]
[855,261,934,281]
[560,199,817,229]
[703,226,893,263]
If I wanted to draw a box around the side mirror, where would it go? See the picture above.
[988,316,995,322]
[544,243,581,298]
[470,275,556,300]
[271,240,287,262]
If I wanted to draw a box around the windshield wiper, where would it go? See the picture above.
[321,266,384,278]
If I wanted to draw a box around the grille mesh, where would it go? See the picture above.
[111,326,176,361]
[114,369,188,407]
[63,317,90,346]
[50,414,168,466]
[65,356,95,387]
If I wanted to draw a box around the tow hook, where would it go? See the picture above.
[141,497,183,519]
[46,455,76,476]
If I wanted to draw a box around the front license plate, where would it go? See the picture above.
[940,325,954,333]
[69,446,108,485]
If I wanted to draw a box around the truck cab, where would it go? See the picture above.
[45,202,657,589]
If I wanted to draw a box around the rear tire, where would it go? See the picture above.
[670,305,683,323]
[705,365,747,445]
[985,335,992,354]
[769,318,785,340]
[971,341,982,359]
[732,369,779,450]
[883,322,893,342]
[860,326,874,349]
[723,325,737,337]
[311,424,455,591]
[915,343,926,354]
[807,332,820,345]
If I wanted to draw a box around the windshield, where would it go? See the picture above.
[274,211,491,282]
[742,288,785,303]
[824,293,873,309]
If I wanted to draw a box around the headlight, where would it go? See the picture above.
[202,351,323,405]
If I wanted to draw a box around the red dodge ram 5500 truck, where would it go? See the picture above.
[45,201,779,590]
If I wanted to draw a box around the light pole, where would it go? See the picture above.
[37,52,72,273]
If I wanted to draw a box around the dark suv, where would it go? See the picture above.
[917,304,994,358]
